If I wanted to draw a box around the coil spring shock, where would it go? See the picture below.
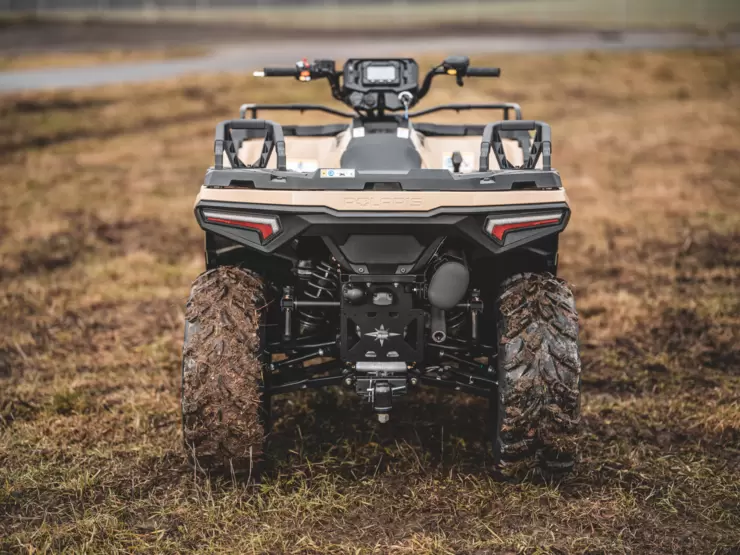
[298,260,339,335]
[446,309,467,337]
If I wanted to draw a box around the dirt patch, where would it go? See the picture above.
[94,217,200,263]
[0,347,11,378]
[0,397,38,428]
[45,297,181,357]
[582,298,739,399]
[650,306,739,371]
[0,96,112,116]
[9,227,89,276]
[0,110,217,153]
[1,213,199,280]
[675,229,740,272]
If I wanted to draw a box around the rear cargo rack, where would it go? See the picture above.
[213,117,553,175]
[236,103,526,141]
[480,120,552,171]
[214,119,286,171]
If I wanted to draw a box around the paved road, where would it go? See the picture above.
[1,29,738,92]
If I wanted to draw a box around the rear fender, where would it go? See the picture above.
[194,188,571,264]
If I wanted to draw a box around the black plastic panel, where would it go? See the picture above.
[204,168,562,191]
[339,235,424,265]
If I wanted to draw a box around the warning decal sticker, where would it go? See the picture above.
[320,169,356,178]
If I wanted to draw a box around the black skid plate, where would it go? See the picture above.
[340,281,424,363]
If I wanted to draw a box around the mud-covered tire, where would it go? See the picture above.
[181,266,267,476]
[493,272,581,471]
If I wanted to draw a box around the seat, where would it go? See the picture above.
[340,134,422,171]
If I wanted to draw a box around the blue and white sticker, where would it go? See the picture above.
[320,168,356,178]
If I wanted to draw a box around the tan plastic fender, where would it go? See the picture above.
[195,186,570,212]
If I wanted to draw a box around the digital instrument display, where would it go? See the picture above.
[365,65,397,83]
[342,59,418,111]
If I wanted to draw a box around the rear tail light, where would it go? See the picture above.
[484,212,562,242]
[202,210,281,242]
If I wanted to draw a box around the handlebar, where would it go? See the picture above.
[417,64,501,102]
[466,67,501,77]
[254,58,502,114]
[255,61,344,105]
[259,67,298,77]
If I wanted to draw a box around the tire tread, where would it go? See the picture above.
[494,272,581,468]
[181,266,266,475]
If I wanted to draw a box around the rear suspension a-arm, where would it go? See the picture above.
[262,359,346,395]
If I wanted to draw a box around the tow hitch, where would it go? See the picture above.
[355,361,407,423]
[372,382,392,423]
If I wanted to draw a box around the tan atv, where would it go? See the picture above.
[182,56,581,477]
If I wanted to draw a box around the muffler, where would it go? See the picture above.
[427,257,470,310]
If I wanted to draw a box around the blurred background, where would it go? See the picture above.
[1,1,739,553]
[2,0,739,31]
[1,0,738,90]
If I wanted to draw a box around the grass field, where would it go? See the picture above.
[0,47,207,71]
[1,50,739,553]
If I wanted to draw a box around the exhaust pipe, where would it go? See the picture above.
[431,306,446,343]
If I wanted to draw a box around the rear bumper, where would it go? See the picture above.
[195,187,571,270]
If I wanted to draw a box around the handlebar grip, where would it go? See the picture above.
[466,67,501,77]
[262,67,298,77]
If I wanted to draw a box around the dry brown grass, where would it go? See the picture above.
[0,47,208,71]
[1,50,739,554]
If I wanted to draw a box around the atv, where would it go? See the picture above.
[181,56,581,476]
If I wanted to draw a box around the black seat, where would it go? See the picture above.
[340,134,422,171]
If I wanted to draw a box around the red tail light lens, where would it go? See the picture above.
[485,212,562,242]
[202,210,281,242]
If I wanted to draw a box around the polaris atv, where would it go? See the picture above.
[182,56,581,475]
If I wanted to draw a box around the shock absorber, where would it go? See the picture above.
[446,309,467,337]
[296,260,339,335]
